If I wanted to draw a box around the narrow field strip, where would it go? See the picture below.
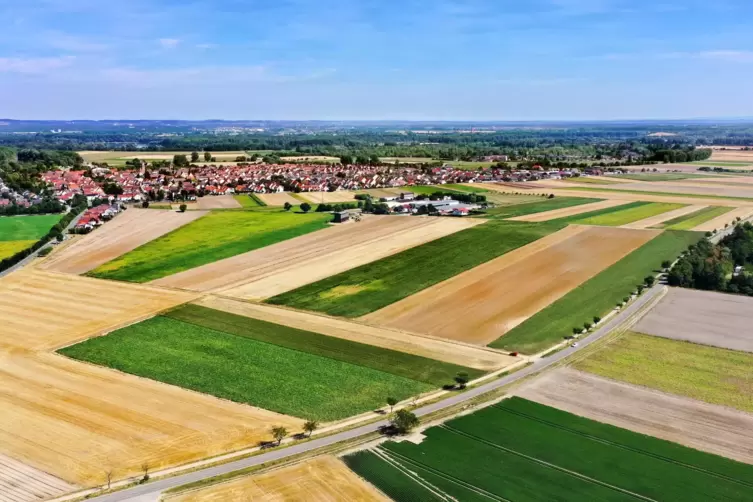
[569,202,686,227]
[658,206,732,230]
[475,196,600,219]
[691,206,753,231]
[618,205,702,229]
[0,240,36,260]
[508,199,631,222]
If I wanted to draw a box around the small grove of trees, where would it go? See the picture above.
[173,154,190,167]
[315,202,361,212]
[454,372,469,389]
[283,202,293,211]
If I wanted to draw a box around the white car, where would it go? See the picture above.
[571,342,579,348]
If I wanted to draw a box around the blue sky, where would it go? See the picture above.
[1,0,753,120]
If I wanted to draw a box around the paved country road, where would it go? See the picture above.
[85,285,664,502]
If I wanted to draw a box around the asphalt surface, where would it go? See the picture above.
[85,284,664,502]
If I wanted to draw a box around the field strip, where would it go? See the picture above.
[196,195,241,209]
[363,225,659,345]
[508,199,631,222]
[255,192,300,206]
[691,206,753,231]
[0,452,76,502]
[516,368,753,465]
[195,295,514,371]
[40,209,207,275]
[620,205,706,229]
[296,191,359,204]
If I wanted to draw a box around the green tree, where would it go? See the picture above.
[303,420,318,438]
[390,409,420,435]
[386,397,398,413]
[661,260,672,270]
[179,204,187,213]
[644,275,656,287]
[173,154,189,167]
[191,151,199,162]
[454,372,469,389]
[300,202,311,213]
[204,151,211,162]
[593,316,601,324]
[283,202,293,211]
[271,426,288,445]
[340,155,353,165]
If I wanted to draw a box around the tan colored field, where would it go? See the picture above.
[0,270,300,487]
[296,191,358,204]
[364,226,658,345]
[156,216,482,299]
[360,188,403,199]
[40,209,207,275]
[167,456,388,502]
[196,195,241,209]
[196,296,513,371]
[0,452,75,502]
[621,204,706,229]
[509,199,631,222]
[79,151,248,163]
[517,368,753,464]
[709,148,753,163]
[280,155,340,162]
[257,192,302,206]
[691,206,753,231]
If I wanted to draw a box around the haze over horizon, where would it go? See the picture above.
[2,0,753,121]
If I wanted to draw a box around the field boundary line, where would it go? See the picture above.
[440,426,657,502]
[371,449,456,501]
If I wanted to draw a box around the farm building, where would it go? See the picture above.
[333,211,351,223]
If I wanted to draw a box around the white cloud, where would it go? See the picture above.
[0,56,75,74]
[158,38,180,49]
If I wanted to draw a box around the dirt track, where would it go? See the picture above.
[509,199,631,222]
[363,226,658,345]
[196,296,514,371]
[635,287,753,352]
[517,368,753,464]
[41,209,207,275]
[691,206,753,231]
[155,216,483,299]
[621,204,706,229]
[0,270,301,487]
[257,192,301,206]
[166,456,388,502]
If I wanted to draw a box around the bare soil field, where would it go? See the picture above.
[257,192,301,206]
[634,288,753,352]
[691,206,753,231]
[296,191,358,204]
[0,270,300,487]
[196,296,513,371]
[196,195,241,209]
[360,188,403,199]
[0,452,75,502]
[517,368,753,464]
[509,199,631,222]
[624,181,753,199]
[709,149,753,163]
[363,225,658,345]
[166,456,388,502]
[155,216,483,299]
[621,204,706,229]
[40,209,207,275]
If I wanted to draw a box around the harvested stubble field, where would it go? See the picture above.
[634,288,753,353]
[61,304,454,421]
[621,204,705,229]
[657,206,731,230]
[509,199,630,222]
[197,296,512,371]
[493,230,702,354]
[555,185,753,203]
[614,173,708,182]
[517,367,753,465]
[0,451,76,502]
[195,195,241,209]
[89,209,331,283]
[477,196,600,219]
[0,214,62,240]
[568,202,686,226]
[296,191,359,204]
[364,226,657,345]
[268,221,564,318]
[167,456,388,502]
[538,186,753,206]
[691,206,753,231]
[0,270,301,488]
[346,397,753,501]
[41,209,207,274]
[255,192,301,206]
[155,215,482,298]
[575,332,753,414]
[708,148,753,164]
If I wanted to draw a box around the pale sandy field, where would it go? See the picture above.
[40,209,207,275]
[364,226,658,346]
[154,216,482,299]
[296,191,358,204]
[621,204,706,229]
[0,270,301,488]
[166,456,388,502]
[79,151,248,162]
[709,149,753,163]
[0,452,75,502]
[509,199,632,222]
[196,195,241,209]
[196,296,514,371]
[692,206,753,231]
[517,368,753,464]
[257,192,302,206]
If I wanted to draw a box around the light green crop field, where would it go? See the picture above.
[493,230,702,354]
[0,240,37,260]
[479,197,600,219]
[576,332,753,414]
[59,313,434,421]
[570,202,686,226]
[0,214,62,241]
[89,209,331,282]
[659,206,733,230]
[232,194,264,208]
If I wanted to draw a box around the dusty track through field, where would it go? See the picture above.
[154,216,483,298]
[517,368,753,464]
[691,207,753,231]
[40,209,207,275]
[363,225,659,345]
[256,193,301,206]
[621,204,706,229]
[195,296,513,371]
[166,456,388,501]
[508,199,631,222]
[0,270,301,488]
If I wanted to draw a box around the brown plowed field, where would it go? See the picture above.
[167,456,388,502]
[0,452,75,502]
[0,270,300,487]
[41,209,207,275]
[196,195,241,209]
[296,191,359,203]
[621,204,706,229]
[517,368,753,464]
[257,192,301,206]
[155,216,483,299]
[196,296,513,371]
[509,199,631,222]
[692,206,753,231]
[363,226,659,345]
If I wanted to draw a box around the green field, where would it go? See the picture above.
[576,333,753,414]
[405,185,465,196]
[492,230,702,353]
[59,311,441,421]
[268,221,564,317]
[690,161,753,167]
[88,209,331,282]
[549,201,648,224]
[658,206,733,230]
[569,202,685,226]
[0,240,37,260]
[232,194,264,208]
[346,398,753,501]
[614,173,706,182]
[478,196,600,219]
[0,214,63,241]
